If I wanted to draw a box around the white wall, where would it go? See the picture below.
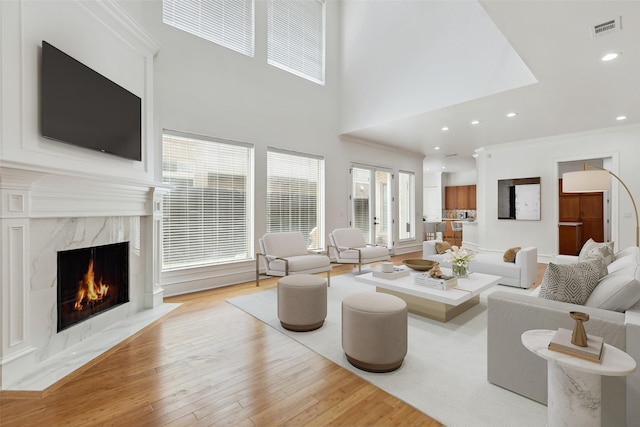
[0,1,157,183]
[443,170,477,187]
[339,0,535,133]
[117,1,424,294]
[341,137,424,254]
[475,124,640,260]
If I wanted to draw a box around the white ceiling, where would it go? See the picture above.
[340,1,640,173]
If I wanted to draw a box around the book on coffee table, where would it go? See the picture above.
[414,273,457,290]
[548,328,604,363]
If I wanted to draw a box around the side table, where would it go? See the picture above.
[522,329,636,427]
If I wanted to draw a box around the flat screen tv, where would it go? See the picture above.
[41,41,142,161]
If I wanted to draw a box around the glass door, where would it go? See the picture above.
[350,165,392,247]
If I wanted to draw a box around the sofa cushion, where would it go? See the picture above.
[422,240,440,256]
[332,228,367,249]
[578,238,615,265]
[469,255,520,279]
[262,232,309,258]
[435,241,451,254]
[503,247,521,263]
[268,254,330,272]
[336,245,389,261]
[585,267,640,312]
[615,246,639,260]
[538,259,607,304]
[607,253,638,273]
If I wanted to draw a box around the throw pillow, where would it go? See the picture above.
[578,238,615,265]
[503,247,521,263]
[435,241,451,254]
[585,271,640,312]
[538,260,607,304]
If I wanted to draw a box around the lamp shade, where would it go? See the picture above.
[562,170,610,193]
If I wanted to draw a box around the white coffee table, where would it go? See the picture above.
[355,268,501,322]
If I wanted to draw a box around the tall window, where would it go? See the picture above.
[399,171,415,241]
[267,149,324,249]
[268,0,325,85]
[163,0,255,57]
[162,131,253,270]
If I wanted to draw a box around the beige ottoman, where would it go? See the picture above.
[277,274,327,331]
[342,292,408,372]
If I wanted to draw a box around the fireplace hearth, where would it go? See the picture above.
[57,242,130,332]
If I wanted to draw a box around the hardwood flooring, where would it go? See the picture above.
[1,251,547,426]
[1,252,442,427]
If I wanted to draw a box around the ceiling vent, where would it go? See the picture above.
[591,17,621,38]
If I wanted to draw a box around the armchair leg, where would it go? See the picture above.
[327,270,331,287]
[255,254,260,287]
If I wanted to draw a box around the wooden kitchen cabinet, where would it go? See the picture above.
[558,179,604,250]
[559,222,583,256]
[468,185,476,210]
[457,185,470,209]
[445,186,457,210]
[444,185,477,210]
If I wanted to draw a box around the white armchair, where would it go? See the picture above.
[256,232,331,286]
[328,228,390,274]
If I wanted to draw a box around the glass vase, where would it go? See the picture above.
[452,262,468,278]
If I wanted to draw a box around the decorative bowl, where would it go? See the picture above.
[402,259,439,271]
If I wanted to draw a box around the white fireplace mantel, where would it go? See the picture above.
[0,165,170,390]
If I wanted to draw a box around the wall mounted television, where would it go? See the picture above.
[41,41,142,161]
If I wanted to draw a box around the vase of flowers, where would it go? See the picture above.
[446,246,475,278]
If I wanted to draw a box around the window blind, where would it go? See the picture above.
[163,0,254,57]
[267,0,325,85]
[267,149,324,249]
[162,131,253,270]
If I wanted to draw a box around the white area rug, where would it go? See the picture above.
[227,276,547,427]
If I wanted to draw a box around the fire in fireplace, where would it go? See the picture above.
[57,242,129,332]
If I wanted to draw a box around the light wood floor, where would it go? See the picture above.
[1,252,444,427]
[0,252,547,426]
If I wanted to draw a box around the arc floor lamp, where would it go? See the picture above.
[562,163,639,246]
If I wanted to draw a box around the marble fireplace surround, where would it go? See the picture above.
[0,167,177,392]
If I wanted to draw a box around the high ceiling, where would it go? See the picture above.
[340,1,640,173]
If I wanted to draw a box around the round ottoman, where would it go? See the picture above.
[342,292,408,372]
[277,274,327,332]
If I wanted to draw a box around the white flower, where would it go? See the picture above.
[446,246,475,266]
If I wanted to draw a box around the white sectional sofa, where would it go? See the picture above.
[422,240,538,288]
[487,246,640,426]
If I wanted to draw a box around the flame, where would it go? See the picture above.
[73,259,110,311]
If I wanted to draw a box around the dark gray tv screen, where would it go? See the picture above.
[41,41,142,161]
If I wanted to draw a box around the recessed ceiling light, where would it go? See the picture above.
[471,120,480,125]
[441,126,449,131]
[616,115,627,121]
[601,52,620,62]
[434,146,441,150]
[441,166,446,169]
[506,112,517,118]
